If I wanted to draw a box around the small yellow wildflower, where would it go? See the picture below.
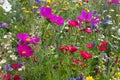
[86,76,94,80]
[84,8,89,12]
[21,7,26,10]
[32,6,38,9]
[24,10,32,13]
[47,0,54,3]
[116,72,120,77]
[78,2,83,6]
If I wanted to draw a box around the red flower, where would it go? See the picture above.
[13,75,20,80]
[72,59,86,67]
[80,50,92,59]
[68,20,79,27]
[101,41,108,46]
[85,28,92,33]
[86,44,94,49]
[1,74,11,80]
[58,46,65,51]
[11,64,21,69]
[66,45,78,53]
[58,45,78,53]
[98,45,107,51]
[33,56,38,62]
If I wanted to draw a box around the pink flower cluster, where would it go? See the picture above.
[16,33,40,57]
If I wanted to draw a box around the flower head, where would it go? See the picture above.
[80,50,92,59]
[78,10,93,22]
[17,44,34,57]
[16,33,40,44]
[39,6,52,19]
[86,76,94,80]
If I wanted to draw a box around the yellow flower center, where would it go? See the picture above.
[26,38,31,42]
[22,51,26,55]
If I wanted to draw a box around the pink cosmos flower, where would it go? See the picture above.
[80,50,92,59]
[108,0,119,4]
[39,6,52,19]
[50,14,65,26]
[17,44,34,57]
[39,6,64,26]
[16,33,40,44]
[78,10,93,22]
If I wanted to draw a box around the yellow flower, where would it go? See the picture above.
[62,7,68,10]
[24,10,32,13]
[86,76,94,80]
[78,2,83,6]
[84,8,89,12]
[116,72,120,77]
[32,6,38,9]
[21,7,26,10]
[47,0,54,3]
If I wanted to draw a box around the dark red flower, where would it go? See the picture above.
[58,46,65,51]
[11,64,21,69]
[13,75,20,80]
[1,74,11,80]
[98,45,107,51]
[33,56,38,62]
[80,50,92,59]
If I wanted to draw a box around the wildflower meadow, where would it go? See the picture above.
[0,0,120,80]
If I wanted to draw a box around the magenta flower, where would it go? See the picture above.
[78,10,93,22]
[39,6,64,26]
[39,6,52,19]
[17,44,34,57]
[50,14,65,26]
[16,33,40,44]
[91,16,100,24]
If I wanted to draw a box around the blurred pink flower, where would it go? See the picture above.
[16,33,40,44]
[17,44,34,57]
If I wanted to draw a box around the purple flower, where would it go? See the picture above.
[17,44,34,57]
[91,16,100,24]
[4,64,11,71]
[35,0,42,2]
[39,6,52,19]
[78,10,93,22]
[16,33,40,44]
[69,78,76,80]
[1,22,9,27]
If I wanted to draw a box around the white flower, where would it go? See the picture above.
[0,59,6,64]
[118,29,120,36]
[0,66,1,70]
[10,54,17,60]
[0,0,12,12]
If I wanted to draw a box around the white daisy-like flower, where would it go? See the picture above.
[0,0,12,12]
[0,59,6,64]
